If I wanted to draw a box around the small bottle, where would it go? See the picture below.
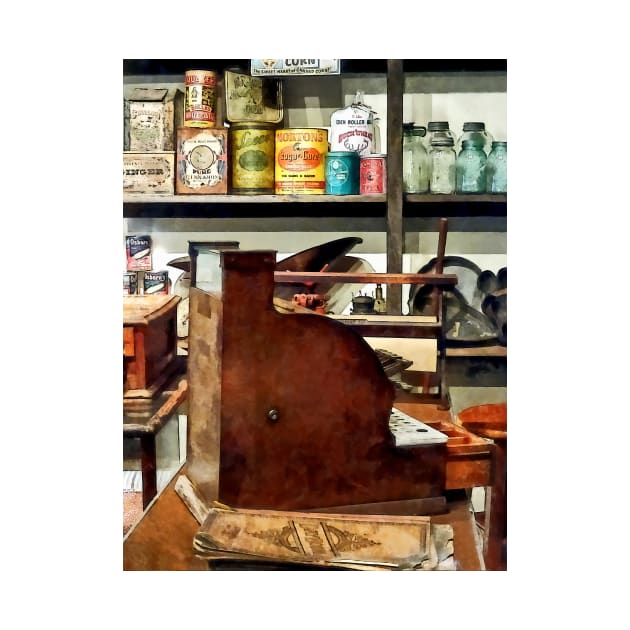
[486,141,507,193]
[456,122,494,156]
[402,124,429,193]
[374,284,387,314]
[456,140,487,193]
[429,136,456,194]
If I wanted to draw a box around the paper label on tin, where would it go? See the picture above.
[275,129,327,193]
[330,104,376,157]
[178,133,226,189]
[129,101,169,151]
[123,154,174,194]
[251,59,340,76]
[185,76,217,126]
[232,127,275,189]
[225,70,283,123]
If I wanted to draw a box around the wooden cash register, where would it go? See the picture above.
[123,247,493,570]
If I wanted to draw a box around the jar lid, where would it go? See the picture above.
[431,137,454,147]
[428,121,450,131]
[403,123,426,136]
[491,141,507,148]
[463,122,486,131]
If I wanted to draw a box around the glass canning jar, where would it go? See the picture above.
[429,136,456,194]
[425,121,456,150]
[402,124,429,193]
[456,140,487,193]
[456,122,494,156]
[486,141,507,193]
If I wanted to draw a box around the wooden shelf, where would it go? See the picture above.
[123,193,386,204]
[406,194,506,203]
[123,193,505,205]
[446,345,507,358]
[123,193,506,221]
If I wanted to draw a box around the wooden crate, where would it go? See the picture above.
[123,295,181,398]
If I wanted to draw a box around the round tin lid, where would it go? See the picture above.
[361,153,387,158]
[326,151,359,158]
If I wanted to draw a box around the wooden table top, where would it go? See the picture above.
[123,294,181,325]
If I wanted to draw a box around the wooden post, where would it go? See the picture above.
[386,59,404,315]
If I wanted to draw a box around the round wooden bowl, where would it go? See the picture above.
[457,403,507,440]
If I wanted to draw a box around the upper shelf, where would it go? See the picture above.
[123,194,506,219]
[123,193,505,204]
[123,59,507,76]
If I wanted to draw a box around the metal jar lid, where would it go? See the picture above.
[463,122,486,131]
[431,137,455,147]
[491,141,507,148]
[403,123,427,136]
[428,121,450,131]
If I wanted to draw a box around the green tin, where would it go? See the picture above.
[325,151,360,195]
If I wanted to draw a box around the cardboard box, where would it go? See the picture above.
[124,87,184,152]
[176,127,228,194]
[123,151,175,194]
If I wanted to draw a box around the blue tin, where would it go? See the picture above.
[325,151,360,195]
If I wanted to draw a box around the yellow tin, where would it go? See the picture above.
[184,70,217,128]
[230,122,276,194]
[274,128,328,194]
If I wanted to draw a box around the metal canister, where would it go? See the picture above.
[275,128,328,194]
[360,154,387,194]
[184,70,217,128]
[230,122,276,194]
[325,151,359,195]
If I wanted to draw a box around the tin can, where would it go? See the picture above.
[275,128,328,194]
[123,271,138,295]
[360,154,387,194]
[325,151,359,195]
[230,122,275,194]
[126,235,152,271]
[184,70,217,128]
[176,127,228,194]
[143,270,170,295]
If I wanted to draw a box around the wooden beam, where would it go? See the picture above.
[387,59,404,314]
[274,271,457,285]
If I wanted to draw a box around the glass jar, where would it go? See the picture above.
[402,124,429,193]
[456,140,487,193]
[486,141,507,193]
[456,122,494,156]
[429,137,456,194]
[425,121,456,151]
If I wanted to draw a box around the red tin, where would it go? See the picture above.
[360,154,387,194]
